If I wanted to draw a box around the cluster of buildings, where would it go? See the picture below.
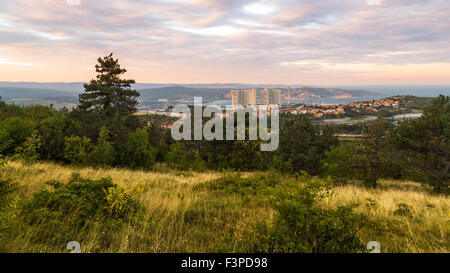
[348,97,401,113]
[280,96,404,117]
[231,88,282,107]
[282,105,346,118]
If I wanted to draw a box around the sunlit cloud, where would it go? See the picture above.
[168,23,240,37]
[66,0,81,6]
[0,17,14,28]
[0,0,448,84]
[366,0,382,6]
[242,2,276,15]
[0,58,32,66]
[27,30,70,41]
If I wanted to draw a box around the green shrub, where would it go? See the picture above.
[245,181,366,253]
[394,203,413,217]
[191,150,206,171]
[0,130,12,163]
[322,145,353,184]
[64,135,93,166]
[89,127,116,167]
[0,132,19,233]
[13,130,42,164]
[166,143,190,170]
[123,128,156,169]
[19,173,138,246]
[195,172,284,196]
[104,186,132,218]
[0,179,19,232]
[0,117,35,155]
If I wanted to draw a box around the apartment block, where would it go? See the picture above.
[261,88,282,105]
[231,88,257,106]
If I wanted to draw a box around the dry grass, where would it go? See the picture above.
[323,182,449,253]
[1,161,449,253]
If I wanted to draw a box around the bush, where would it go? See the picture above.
[195,172,284,196]
[20,173,138,246]
[166,143,190,170]
[322,145,353,184]
[104,186,132,218]
[0,134,19,233]
[394,203,413,217]
[90,127,115,167]
[0,130,12,164]
[13,130,42,164]
[278,115,338,175]
[64,135,93,166]
[0,117,35,155]
[246,181,366,253]
[123,128,156,169]
[0,179,19,232]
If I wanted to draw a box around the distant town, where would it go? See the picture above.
[281,96,407,118]
[139,89,431,130]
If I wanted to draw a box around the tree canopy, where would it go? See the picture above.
[79,53,140,116]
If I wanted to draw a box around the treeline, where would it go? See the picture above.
[325,95,449,192]
[0,54,448,193]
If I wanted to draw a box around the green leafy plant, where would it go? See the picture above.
[123,128,157,169]
[0,130,19,232]
[13,130,42,164]
[394,203,413,217]
[0,130,12,165]
[0,179,19,232]
[104,185,131,218]
[90,127,115,167]
[195,172,284,196]
[63,135,93,166]
[20,173,138,246]
[245,181,366,253]
[365,197,379,214]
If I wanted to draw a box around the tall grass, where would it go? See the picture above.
[0,161,448,253]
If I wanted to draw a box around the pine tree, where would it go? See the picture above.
[351,117,393,188]
[79,53,140,116]
[394,95,450,192]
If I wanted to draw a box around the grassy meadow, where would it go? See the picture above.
[0,161,449,253]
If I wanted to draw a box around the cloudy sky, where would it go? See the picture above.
[0,0,449,85]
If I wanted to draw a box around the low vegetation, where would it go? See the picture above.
[0,161,448,253]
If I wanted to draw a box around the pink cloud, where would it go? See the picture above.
[0,0,448,85]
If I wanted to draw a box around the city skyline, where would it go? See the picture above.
[1,0,450,85]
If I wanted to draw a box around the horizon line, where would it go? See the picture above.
[1,81,450,87]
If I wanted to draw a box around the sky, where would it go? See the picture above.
[0,0,449,85]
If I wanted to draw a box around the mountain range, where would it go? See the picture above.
[0,82,380,107]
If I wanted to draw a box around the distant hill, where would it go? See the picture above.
[139,86,379,102]
[0,87,78,108]
[138,86,230,102]
[0,87,77,98]
[288,87,379,100]
[0,82,83,94]
[394,95,435,110]
[0,82,380,107]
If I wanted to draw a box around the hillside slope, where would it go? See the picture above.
[0,161,448,253]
